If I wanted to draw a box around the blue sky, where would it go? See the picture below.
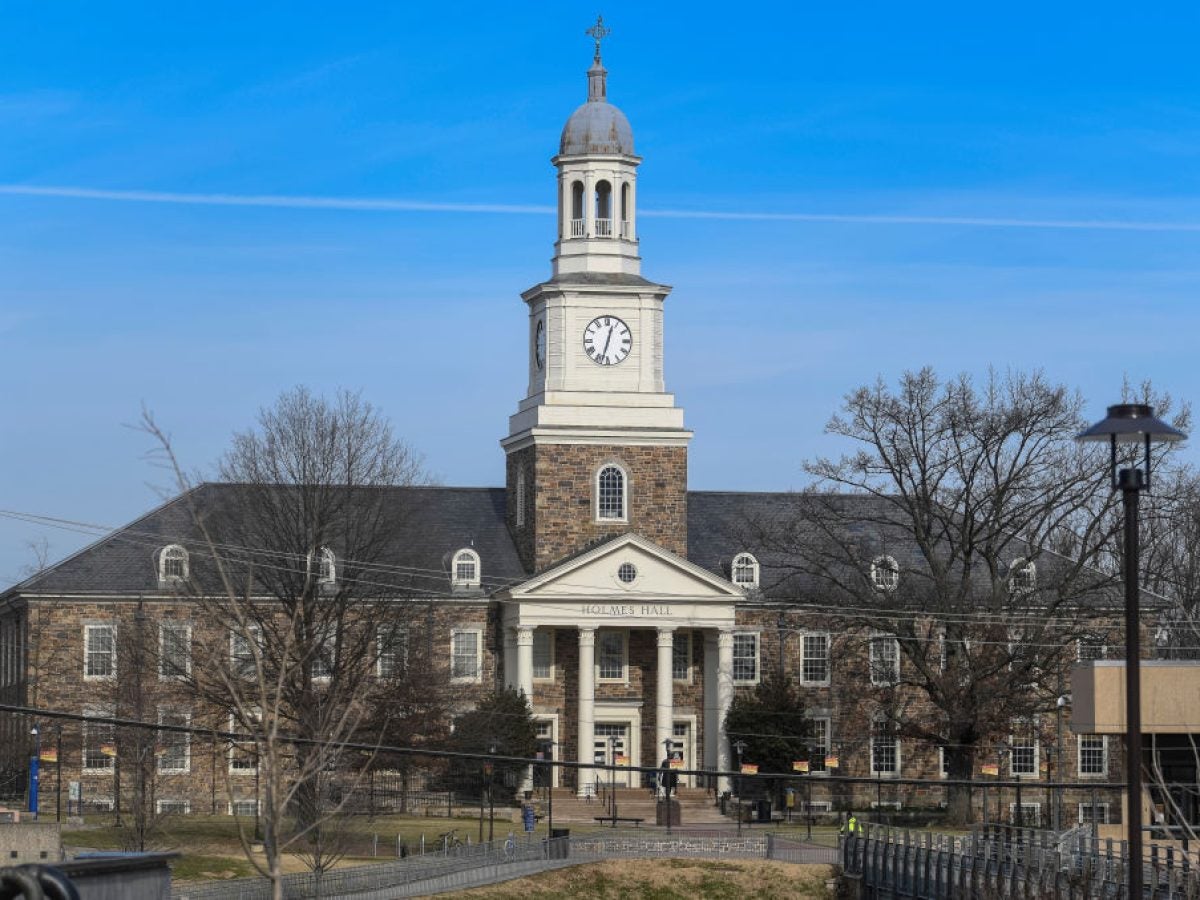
[3,2,1200,585]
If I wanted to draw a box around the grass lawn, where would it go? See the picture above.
[449,858,836,899]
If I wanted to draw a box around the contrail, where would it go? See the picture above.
[3,183,1199,233]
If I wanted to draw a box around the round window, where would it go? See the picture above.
[617,562,638,584]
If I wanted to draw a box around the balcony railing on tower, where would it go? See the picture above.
[595,217,613,237]
[570,218,585,237]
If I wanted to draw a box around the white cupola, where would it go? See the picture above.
[552,19,642,277]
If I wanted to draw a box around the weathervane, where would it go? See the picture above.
[586,15,611,62]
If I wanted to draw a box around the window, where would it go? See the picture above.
[808,717,830,774]
[870,555,899,592]
[939,747,950,779]
[229,712,258,772]
[617,562,638,584]
[731,553,759,589]
[230,625,262,680]
[532,629,554,680]
[311,625,336,681]
[596,465,626,521]
[1078,735,1107,777]
[1077,637,1107,661]
[84,625,116,680]
[159,623,191,681]
[1009,558,1036,594]
[1009,803,1042,826]
[451,629,481,682]
[377,624,409,679]
[597,630,626,681]
[732,633,759,684]
[156,799,190,815]
[1078,803,1110,825]
[1010,721,1039,777]
[672,631,691,682]
[158,544,188,583]
[314,547,336,586]
[869,635,899,686]
[515,469,526,528]
[231,800,258,817]
[451,549,481,589]
[82,706,115,772]
[801,633,830,685]
[870,717,899,776]
[157,708,191,774]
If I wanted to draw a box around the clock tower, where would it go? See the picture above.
[502,21,692,572]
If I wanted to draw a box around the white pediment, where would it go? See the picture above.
[506,533,742,601]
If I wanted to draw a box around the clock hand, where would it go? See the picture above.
[601,324,614,361]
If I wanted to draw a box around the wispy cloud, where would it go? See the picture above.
[3,183,1200,233]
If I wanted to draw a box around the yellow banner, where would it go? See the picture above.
[100,743,117,758]
[824,755,840,769]
[740,763,758,775]
[981,764,999,776]
[792,760,809,773]
[614,754,628,766]
[39,749,58,763]
[669,758,684,769]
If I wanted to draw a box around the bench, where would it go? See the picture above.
[594,816,645,828]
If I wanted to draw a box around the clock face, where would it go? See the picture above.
[535,319,545,370]
[583,315,632,366]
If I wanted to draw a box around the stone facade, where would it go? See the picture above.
[507,442,688,572]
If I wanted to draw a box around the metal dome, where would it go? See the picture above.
[559,99,635,156]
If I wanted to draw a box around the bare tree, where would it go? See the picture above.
[144,386,438,900]
[742,369,1186,823]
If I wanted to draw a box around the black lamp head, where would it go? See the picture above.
[1077,404,1187,490]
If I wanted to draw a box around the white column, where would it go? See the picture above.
[656,627,675,791]
[516,626,535,793]
[716,629,734,795]
[583,171,596,238]
[577,626,596,797]
[627,176,637,241]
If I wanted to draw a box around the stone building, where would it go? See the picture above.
[0,32,1128,827]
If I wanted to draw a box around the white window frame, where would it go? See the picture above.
[156,799,190,815]
[938,747,950,779]
[1009,802,1042,825]
[311,624,336,682]
[451,549,481,589]
[84,624,116,681]
[731,553,759,589]
[1077,734,1108,778]
[82,705,116,773]
[1076,637,1108,661]
[532,628,555,682]
[672,630,692,683]
[808,716,831,775]
[870,555,899,592]
[732,632,759,685]
[869,634,900,686]
[870,717,900,777]
[1008,558,1036,595]
[229,624,263,681]
[158,623,192,681]
[315,547,336,586]
[1009,720,1040,778]
[377,624,410,679]
[450,628,482,683]
[230,799,259,817]
[158,544,188,583]
[596,630,628,683]
[228,712,258,774]
[1078,802,1110,825]
[157,708,191,775]
[800,632,830,686]
[594,463,628,523]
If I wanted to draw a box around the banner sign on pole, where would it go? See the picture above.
[792,760,809,773]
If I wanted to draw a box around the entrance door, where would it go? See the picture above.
[670,722,692,788]
[594,723,632,787]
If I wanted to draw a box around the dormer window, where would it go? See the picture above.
[731,553,759,589]
[870,555,899,592]
[308,547,336,588]
[158,545,188,583]
[596,464,627,522]
[1009,558,1036,595]
[452,549,481,589]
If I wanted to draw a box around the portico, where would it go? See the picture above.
[499,533,742,795]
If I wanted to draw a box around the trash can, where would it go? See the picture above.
[548,827,570,859]
[719,792,729,816]
[756,799,772,822]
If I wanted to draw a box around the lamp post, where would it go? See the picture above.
[733,739,748,835]
[1078,403,1186,900]
[663,737,674,834]
[55,723,62,823]
[29,724,40,821]
[488,742,497,844]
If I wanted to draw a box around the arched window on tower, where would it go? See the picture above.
[570,181,584,237]
[594,180,612,237]
[620,183,630,238]
[596,464,627,522]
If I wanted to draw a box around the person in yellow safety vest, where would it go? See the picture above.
[840,813,862,835]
